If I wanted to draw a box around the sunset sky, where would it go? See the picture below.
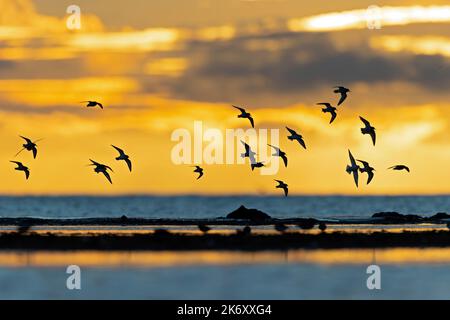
[0,0,449,195]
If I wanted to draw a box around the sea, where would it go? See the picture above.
[0,195,450,300]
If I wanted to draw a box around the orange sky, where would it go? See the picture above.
[0,0,449,195]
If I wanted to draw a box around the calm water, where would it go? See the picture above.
[0,195,449,219]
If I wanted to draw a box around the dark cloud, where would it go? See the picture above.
[164,32,450,105]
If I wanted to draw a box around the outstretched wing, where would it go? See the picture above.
[32,146,37,159]
[352,170,359,187]
[197,171,204,179]
[14,148,25,157]
[348,150,357,167]
[329,110,337,124]
[283,186,288,197]
[111,145,125,156]
[357,160,369,169]
[232,105,246,113]
[281,153,288,167]
[297,138,306,149]
[370,131,376,146]
[367,170,374,185]
[24,169,30,180]
[359,116,371,127]
[268,144,280,154]
[317,103,332,108]
[337,92,347,106]
[89,159,100,166]
[20,136,32,144]
[241,140,250,153]
[286,127,297,135]
[102,170,113,184]
[124,158,132,172]
[97,102,103,109]
[248,116,254,128]
[10,161,21,165]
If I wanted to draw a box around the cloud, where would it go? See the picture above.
[167,32,450,105]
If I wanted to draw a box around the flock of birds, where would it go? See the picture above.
[8,88,412,235]
[10,87,410,193]
[192,86,410,196]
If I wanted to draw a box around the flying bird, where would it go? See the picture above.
[241,140,257,164]
[193,165,204,179]
[317,103,337,124]
[388,165,410,172]
[111,145,132,172]
[334,86,350,106]
[10,161,30,180]
[286,127,306,149]
[251,161,264,171]
[274,180,288,197]
[81,101,103,109]
[357,160,375,185]
[360,116,376,146]
[233,105,254,128]
[268,144,288,167]
[346,150,360,187]
[89,159,113,184]
[15,136,42,159]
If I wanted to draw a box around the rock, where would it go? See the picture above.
[226,205,271,222]
[429,212,450,220]
[297,218,318,230]
[372,212,422,223]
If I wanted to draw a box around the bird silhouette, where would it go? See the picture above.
[251,161,265,171]
[15,136,42,159]
[233,105,254,128]
[81,101,103,109]
[346,150,360,187]
[10,161,30,180]
[268,144,288,167]
[286,127,306,149]
[388,165,410,172]
[241,140,257,164]
[360,116,376,146]
[317,103,337,124]
[193,165,204,179]
[357,160,375,185]
[89,159,113,184]
[334,86,350,106]
[111,145,132,172]
[274,180,288,197]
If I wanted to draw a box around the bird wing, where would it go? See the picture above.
[317,103,331,108]
[357,160,369,169]
[241,141,250,153]
[404,166,410,172]
[283,186,288,197]
[359,116,371,127]
[105,165,114,172]
[102,170,113,184]
[233,105,246,113]
[32,146,37,159]
[298,137,306,149]
[249,153,256,164]
[281,153,288,167]
[20,136,32,144]
[337,92,347,106]
[98,102,103,109]
[286,127,297,135]
[348,150,357,167]
[124,158,132,172]
[24,169,30,180]
[89,159,100,166]
[367,170,374,185]
[329,110,337,124]
[197,171,204,179]
[10,161,21,165]
[268,144,280,154]
[248,116,254,128]
[352,170,359,187]
[370,130,376,146]
[111,145,125,156]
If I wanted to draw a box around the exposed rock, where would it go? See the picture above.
[226,205,271,222]
[429,212,450,220]
[297,218,318,230]
[372,212,423,222]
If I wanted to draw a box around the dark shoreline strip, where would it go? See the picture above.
[2,231,450,250]
[0,216,448,226]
